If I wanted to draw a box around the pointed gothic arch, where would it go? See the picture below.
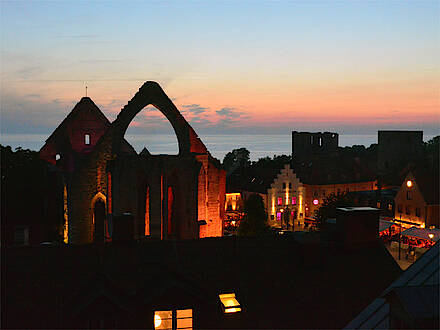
[111,81,207,156]
[91,192,107,242]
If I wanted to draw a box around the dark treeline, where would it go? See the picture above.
[1,145,64,244]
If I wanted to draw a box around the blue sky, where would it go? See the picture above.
[1,0,439,136]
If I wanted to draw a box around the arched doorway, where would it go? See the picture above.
[93,200,106,242]
[91,192,107,243]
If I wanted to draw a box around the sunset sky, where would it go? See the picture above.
[1,0,439,137]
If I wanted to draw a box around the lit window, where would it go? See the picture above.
[277,197,282,205]
[276,212,281,221]
[85,134,90,145]
[176,309,192,329]
[154,309,192,330]
[219,293,241,314]
[292,197,296,205]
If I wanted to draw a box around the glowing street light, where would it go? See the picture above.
[406,180,413,188]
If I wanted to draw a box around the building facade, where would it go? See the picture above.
[394,170,439,229]
[267,164,305,229]
[267,164,378,228]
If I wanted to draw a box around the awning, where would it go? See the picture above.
[379,220,395,233]
[401,227,440,242]
[393,218,423,227]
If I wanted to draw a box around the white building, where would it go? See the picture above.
[267,164,305,229]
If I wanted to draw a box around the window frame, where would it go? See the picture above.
[154,309,193,330]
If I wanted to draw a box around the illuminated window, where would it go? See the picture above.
[276,212,281,221]
[292,196,296,205]
[219,293,241,314]
[277,197,282,205]
[154,309,192,330]
[85,134,90,145]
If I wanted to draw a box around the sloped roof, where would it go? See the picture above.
[411,167,439,205]
[41,96,136,155]
[2,237,401,329]
[345,242,439,329]
[401,227,440,241]
[44,97,110,144]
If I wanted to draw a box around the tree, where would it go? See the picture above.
[222,147,250,175]
[237,193,269,236]
[1,145,64,243]
[314,192,354,229]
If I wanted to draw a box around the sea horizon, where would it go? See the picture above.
[1,133,436,161]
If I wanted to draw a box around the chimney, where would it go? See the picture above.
[336,207,380,248]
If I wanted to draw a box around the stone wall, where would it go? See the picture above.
[67,82,225,244]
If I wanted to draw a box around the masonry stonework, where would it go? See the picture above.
[40,81,225,244]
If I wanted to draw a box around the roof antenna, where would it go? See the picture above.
[85,85,88,97]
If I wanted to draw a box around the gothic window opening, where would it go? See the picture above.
[167,186,174,237]
[63,185,68,243]
[145,186,150,236]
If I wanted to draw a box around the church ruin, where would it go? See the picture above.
[40,81,226,244]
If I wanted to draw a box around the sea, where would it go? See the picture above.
[1,133,436,161]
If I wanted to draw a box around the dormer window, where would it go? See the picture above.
[219,293,241,314]
[85,134,90,145]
